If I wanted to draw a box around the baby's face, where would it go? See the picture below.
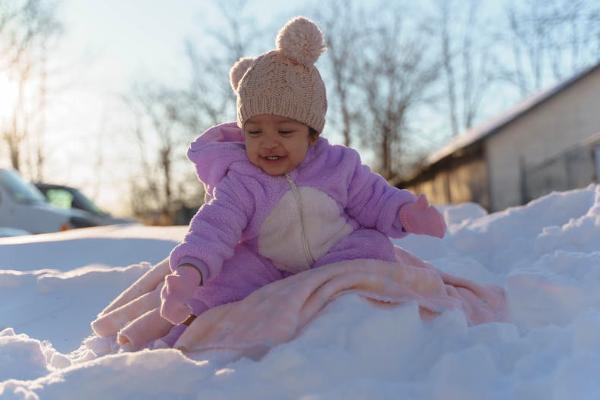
[243,114,314,176]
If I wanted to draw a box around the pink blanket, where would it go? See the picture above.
[91,247,507,357]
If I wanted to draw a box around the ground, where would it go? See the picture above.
[1,185,599,399]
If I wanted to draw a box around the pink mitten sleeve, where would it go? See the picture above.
[160,266,203,325]
[398,194,446,238]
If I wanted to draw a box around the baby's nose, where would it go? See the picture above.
[261,138,278,149]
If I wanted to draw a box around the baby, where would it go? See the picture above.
[158,17,446,345]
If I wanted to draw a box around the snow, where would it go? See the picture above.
[1,185,600,399]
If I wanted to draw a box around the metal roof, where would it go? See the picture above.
[425,62,600,167]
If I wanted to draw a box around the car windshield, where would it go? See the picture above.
[70,188,106,215]
[0,170,47,205]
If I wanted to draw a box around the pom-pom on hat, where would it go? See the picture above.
[229,16,328,133]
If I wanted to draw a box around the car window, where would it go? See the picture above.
[70,188,105,215]
[46,188,74,209]
[0,170,47,205]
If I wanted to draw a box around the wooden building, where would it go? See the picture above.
[396,63,600,211]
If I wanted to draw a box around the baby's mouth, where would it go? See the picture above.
[262,155,285,161]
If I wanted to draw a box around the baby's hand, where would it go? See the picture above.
[398,194,447,238]
[160,265,203,325]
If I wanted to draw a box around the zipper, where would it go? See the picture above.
[285,173,315,266]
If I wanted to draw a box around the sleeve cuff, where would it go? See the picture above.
[387,196,416,236]
[397,205,412,233]
[185,298,210,316]
[176,256,210,283]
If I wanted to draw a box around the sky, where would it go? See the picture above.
[11,0,323,214]
[1,0,517,215]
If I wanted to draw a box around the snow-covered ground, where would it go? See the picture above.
[1,185,600,399]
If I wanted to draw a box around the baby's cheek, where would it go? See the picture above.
[244,147,258,165]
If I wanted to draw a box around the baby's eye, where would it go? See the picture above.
[246,130,261,136]
[279,130,293,136]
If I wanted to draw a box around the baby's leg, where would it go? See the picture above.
[158,244,283,347]
[312,228,396,268]
[191,244,283,310]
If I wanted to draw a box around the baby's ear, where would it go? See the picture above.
[229,57,255,93]
[308,127,319,144]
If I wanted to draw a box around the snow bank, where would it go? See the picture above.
[0,225,186,271]
[0,264,151,352]
[1,185,599,399]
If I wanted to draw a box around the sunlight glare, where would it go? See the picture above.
[0,74,18,121]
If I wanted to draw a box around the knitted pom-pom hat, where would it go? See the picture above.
[229,16,327,133]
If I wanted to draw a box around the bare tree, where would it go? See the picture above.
[357,9,440,179]
[437,0,459,137]
[124,1,263,222]
[182,41,231,129]
[183,0,264,131]
[312,0,367,146]
[0,0,61,178]
[125,84,190,220]
[433,0,495,136]
[546,0,600,78]
[500,0,600,96]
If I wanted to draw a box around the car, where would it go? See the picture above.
[33,183,136,226]
[0,227,31,237]
[0,168,99,234]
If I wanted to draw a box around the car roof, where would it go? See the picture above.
[34,182,78,191]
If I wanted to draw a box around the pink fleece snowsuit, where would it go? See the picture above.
[168,122,419,317]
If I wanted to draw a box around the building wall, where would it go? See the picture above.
[419,170,450,205]
[404,154,489,209]
[447,158,489,207]
[524,132,600,201]
[485,69,600,210]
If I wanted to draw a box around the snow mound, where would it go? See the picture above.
[1,185,599,399]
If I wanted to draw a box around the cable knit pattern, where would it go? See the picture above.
[232,17,327,133]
